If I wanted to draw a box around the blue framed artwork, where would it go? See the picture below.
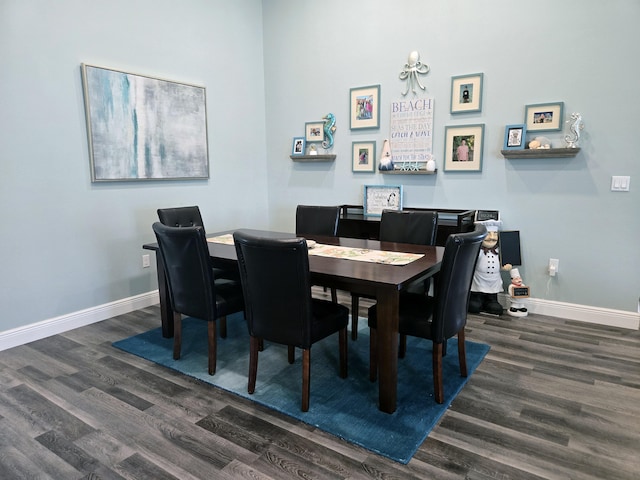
[450,73,483,114]
[81,64,209,182]
[364,184,403,216]
[503,124,527,150]
[352,141,376,172]
[524,101,564,132]
[292,137,306,155]
[349,85,380,130]
[443,124,485,172]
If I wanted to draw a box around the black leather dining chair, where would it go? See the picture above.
[152,222,245,375]
[367,223,487,403]
[350,209,439,340]
[157,205,205,230]
[295,205,341,303]
[157,205,239,284]
[233,230,349,412]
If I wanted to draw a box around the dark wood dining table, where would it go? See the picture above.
[143,229,444,414]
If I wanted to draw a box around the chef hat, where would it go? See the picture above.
[510,268,520,279]
[476,219,502,232]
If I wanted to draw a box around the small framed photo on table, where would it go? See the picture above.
[291,137,306,156]
[363,185,403,216]
[349,84,380,130]
[305,121,324,143]
[503,124,526,150]
[352,141,376,172]
[444,124,485,172]
[450,73,483,114]
[525,102,564,132]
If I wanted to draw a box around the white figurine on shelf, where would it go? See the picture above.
[565,113,584,148]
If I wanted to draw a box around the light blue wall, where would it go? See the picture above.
[0,0,269,330]
[1,0,638,336]
[263,0,640,312]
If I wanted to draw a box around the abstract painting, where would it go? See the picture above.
[81,64,209,182]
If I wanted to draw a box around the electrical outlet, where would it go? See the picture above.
[142,254,151,268]
[548,258,559,276]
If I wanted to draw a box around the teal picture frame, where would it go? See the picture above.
[503,124,527,150]
[349,84,381,130]
[291,136,306,155]
[363,184,403,216]
[443,124,485,172]
[352,141,376,172]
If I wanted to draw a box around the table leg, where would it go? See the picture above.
[375,288,399,414]
[155,253,177,338]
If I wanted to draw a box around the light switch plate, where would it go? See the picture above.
[611,176,630,192]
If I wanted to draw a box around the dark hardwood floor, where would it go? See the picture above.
[1,288,638,479]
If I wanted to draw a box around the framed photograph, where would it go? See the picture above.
[305,121,324,143]
[443,124,485,172]
[352,141,376,172]
[291,137,306,156]
[525,102,564,132]
[503,124,527,150]
[81,64,209,182]
[363,185,403,216]
[450,73,483,114]
[350,84,380,130]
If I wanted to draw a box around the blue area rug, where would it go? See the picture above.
[113,314,489,463]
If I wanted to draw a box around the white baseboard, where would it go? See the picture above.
[1,291,637,352]
[499,294,639,330]
[0,291,159,352]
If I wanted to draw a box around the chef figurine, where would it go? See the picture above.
[507,268,529,317]
[469,220,510,315]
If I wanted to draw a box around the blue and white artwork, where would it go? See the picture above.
[82,64,209,182]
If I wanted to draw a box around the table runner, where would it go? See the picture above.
[207,234,423,266]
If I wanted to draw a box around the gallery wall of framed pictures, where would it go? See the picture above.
[289,58,572,175]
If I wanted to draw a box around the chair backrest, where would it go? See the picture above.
[157,206,205,234]
[379,209,439,246]
[152,222,217,321]
[233,231,314,348]
[295,205,340,237]
[433,223,487,342]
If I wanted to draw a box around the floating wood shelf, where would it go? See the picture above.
[501,148,581,159]
[290,154,336,162]
[381,169,437,175]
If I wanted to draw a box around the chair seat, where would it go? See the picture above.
[311,299,350,342]
[214,279,245,317]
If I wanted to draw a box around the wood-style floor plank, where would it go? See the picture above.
[0,289,638,479]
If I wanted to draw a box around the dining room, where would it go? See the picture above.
[1,0,639,478]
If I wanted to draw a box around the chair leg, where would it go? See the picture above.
[369,327,377,382]
[331,287,338,303]
[219,316,227,338]
[302,349,310,412]
[208,321,217,375]
[351,294,359,340]
[458,328,468,377]
[173,314,182,360]
[338,327,348,378]
[432,342,444,404]
[399,334,407,358]
[248,336,260,394]
[288,345,295,364]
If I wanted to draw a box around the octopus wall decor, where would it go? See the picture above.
[399,51,430,96]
